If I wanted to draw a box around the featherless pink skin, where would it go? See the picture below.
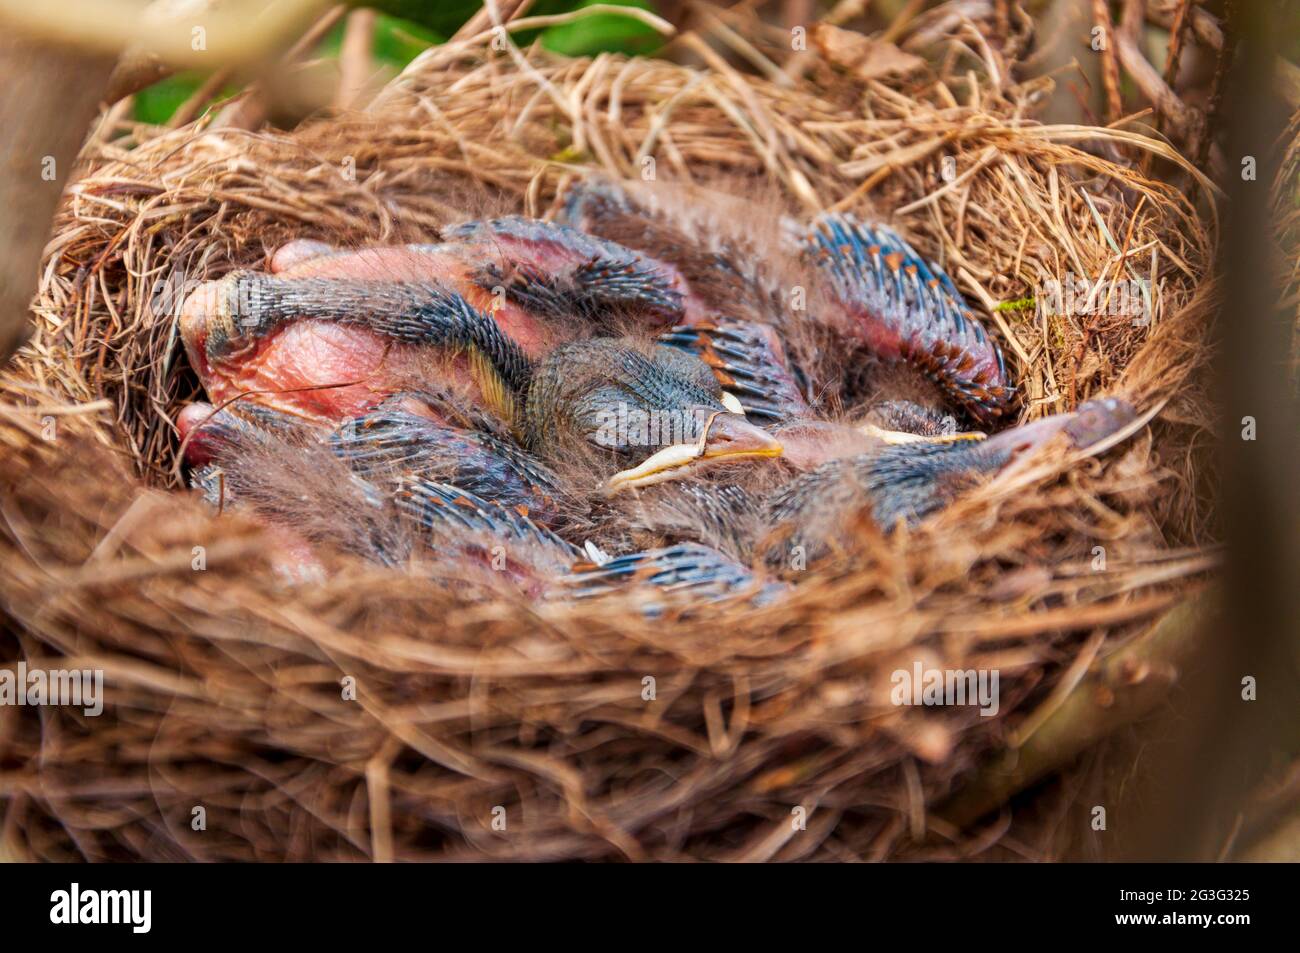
[178,402,269,463]
[181,307,459,424]
[805,215,1014,425]
[991,395,1136,454]
[179,263,481,425]
[177,401,224,466]
[268,239,335,273]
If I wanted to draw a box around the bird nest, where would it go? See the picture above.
[0,34,1221,861]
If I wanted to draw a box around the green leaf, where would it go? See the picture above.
[541,0,662,57]
[373,14,443,65]
[369,0,483,37]
[133,73,204,124]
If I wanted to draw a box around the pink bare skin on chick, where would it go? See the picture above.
[180,287,450,423]
[180,244,534,425]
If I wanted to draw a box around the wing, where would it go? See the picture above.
[446,216,687,326]
[658,318,809,423]
[559,542,784,606]
[330,401,569,529]
[804,214,1013,424]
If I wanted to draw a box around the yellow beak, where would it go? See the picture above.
[608,412,783,491]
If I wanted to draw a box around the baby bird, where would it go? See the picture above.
[556,178,1142,575]
[179,396,582,589]
[177,217,691,426]
[759,396,1136,569]
[524,337,781,492]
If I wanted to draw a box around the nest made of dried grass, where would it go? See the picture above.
[0,27,1221,861]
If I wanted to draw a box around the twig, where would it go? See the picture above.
[0,0,334,68]
[167,66,235,128]
[823,0,870,28]
[449,0,532,42]
[938,592,1212,828]
[1162,0,1192,91]
[1113,1,1196,141]
[693,3,793,88]
[1194,16,1233,172]
[461,3,675,43]
[880,0,925,46]
[1165,3,1300,108]
[335,7,376,110]
[211,3,348,131]
[1091,0,1123,124]
[103,51,174,106]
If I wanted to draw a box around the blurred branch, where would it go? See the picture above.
[1091,0,1123,124]
[1161,0,1191,91]
[0,34,115,364]
[694,3,793,87]
[879,0,924,46]
[210,3,347,129]
[166,65,235,127]
[450,0,532,43]
[463,2,676,43]
[1149,1,1300,108]
[823,0,871,28]
[334,7,376,109]
[1193,10,1232,172]
[782,0,814,32]
[102,0,215,104]
[1236,807,1300,862]
[1113,0,1196,139]
[0,0,354,365]
[937,593,1211,830]
[0,0,333,68]
[103,50,175,104]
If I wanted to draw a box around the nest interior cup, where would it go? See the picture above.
[0,33,1218,862]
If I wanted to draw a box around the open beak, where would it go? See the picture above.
[859,423,987,445]
[607,412,783,492]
